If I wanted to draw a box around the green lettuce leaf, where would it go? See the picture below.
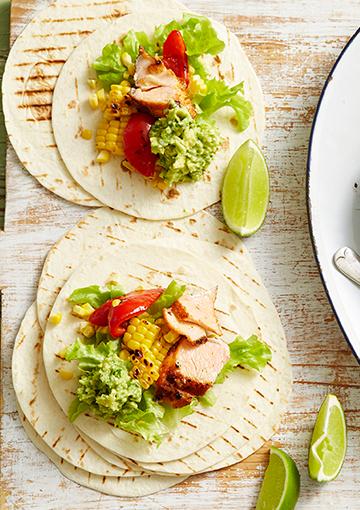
[147,280,186,319]
[92,43,126,89]
[162,399,197,429]
[68,397,90,422]
[198,78,253,132]
[153,14,225,57]
[198,388,217,407]
[64,338,120,371]
[67,284,124,309]
[216,335,272,384]
[114,389,168,444]
[122,29,151,60]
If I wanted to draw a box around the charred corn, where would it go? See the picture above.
[95,118,127,156]
[123,318,179,389]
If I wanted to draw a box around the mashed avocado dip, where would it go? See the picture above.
[150,105,220,186]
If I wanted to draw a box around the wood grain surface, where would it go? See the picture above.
[1,1,360,509]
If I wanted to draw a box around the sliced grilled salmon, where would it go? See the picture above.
[156,337,230,408]
[163,308,207,343]
[172,288,222,335]
[129,48,196,117]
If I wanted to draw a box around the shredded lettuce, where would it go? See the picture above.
[68,283,124,309]
[198,79,253,132]
[147,280,186,319]
[216,335,272,384]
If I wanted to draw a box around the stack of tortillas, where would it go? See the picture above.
[12,207,292,497]
[2,0,265,219]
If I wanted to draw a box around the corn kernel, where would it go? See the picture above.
[59,368,73,380]
[88,79,97,90]
[112,299,121,307]
[106,133,117,142]
[72,303,95,320]
[96,150,111,164]
[81,128,92,140]
[97,88,106,103]
[128,339,139,351]
[88,93,98,109]
[49,312,62,325]
[121,52,132,68]
[119,349,130,360]
[80,323,95,338]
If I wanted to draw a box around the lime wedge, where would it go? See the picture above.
[222,139,269,237]
[308,394,347,482]
[256,447,300,510]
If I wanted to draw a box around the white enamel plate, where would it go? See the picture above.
[308,28,360,361]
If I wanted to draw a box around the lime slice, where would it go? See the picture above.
[256,446,300,510]
[308,394,347,482]
[222,139,269,237]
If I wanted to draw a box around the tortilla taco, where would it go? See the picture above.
[12,207,290,493]
[50,10,264,218]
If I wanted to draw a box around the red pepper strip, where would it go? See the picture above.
[162,30,189,87]
[89,299,114,327]
[123,113,157,177]
[108,289,163,338]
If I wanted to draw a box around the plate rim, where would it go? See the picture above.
[306,27,360,363]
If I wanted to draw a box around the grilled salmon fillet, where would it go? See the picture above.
[172,288,222,335]
[156,337,230,408]
[129,48,196,117]
[163,308,207,343]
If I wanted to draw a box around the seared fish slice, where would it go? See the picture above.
[156,337,230,408]
[129,48,196,117]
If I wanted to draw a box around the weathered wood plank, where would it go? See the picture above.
[1,0,359,509]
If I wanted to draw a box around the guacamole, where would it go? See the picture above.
[150,105,220,186]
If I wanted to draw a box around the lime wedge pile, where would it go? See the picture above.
[222,139,269,237]
[308,394,347,482]
[256,446,300,510]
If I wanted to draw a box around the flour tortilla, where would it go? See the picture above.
[2,0,186,206]
[36,208,291,473]
[12,303,142,476]
[19,409,187,497]
[51,12,265,219]
[43,244,261,463]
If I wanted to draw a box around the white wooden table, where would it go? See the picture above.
[1,1,359,508]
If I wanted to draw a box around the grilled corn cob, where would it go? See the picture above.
[123,317,180,389]
[95,82,133,163]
